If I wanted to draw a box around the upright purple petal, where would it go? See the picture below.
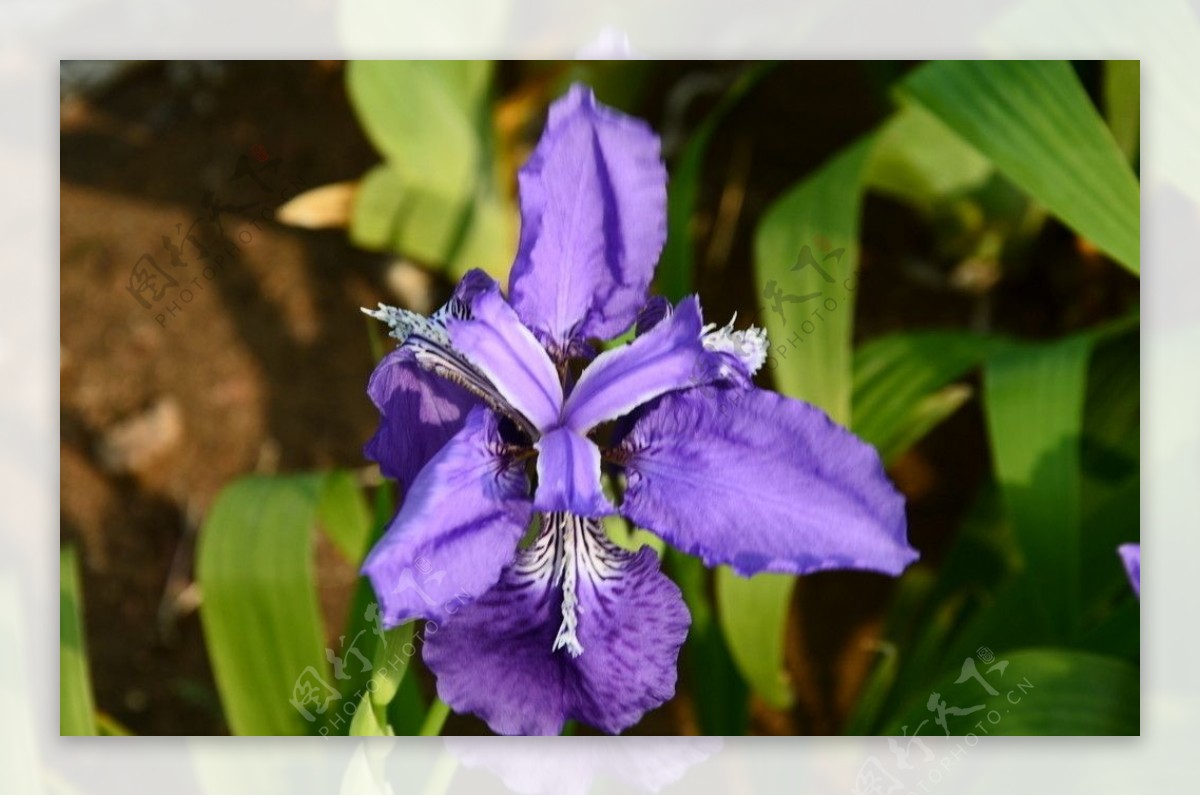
[1118,543,1140,597]
[364,347,476,490]
[448,284,564,432]
[362,407,532,626]
[533,427,613,517]
[562,297,717,433]
[424,514,690,735]
[508,84,668,355]
[617,387,917,577]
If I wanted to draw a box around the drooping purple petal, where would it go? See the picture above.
[508,84,668,356]
[562,297,717,433]
[1118,543,1140,597]
[363,271,502,487]
[362,407,532,626]
[364,347,477,491]
[448,284,564,432]
[423,513,689,735]
[533,427,613,517]
[617,386,917,577]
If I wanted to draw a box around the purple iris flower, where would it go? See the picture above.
[360,85,918,735]
[1118,543,1140,597]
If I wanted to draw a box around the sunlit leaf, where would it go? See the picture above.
[318,470,372,564]
[754,135,875,421]
[866,103,993,213]
[198,473,369,735]
[719,135,876,708]
[715,570,795,709]
[852,331,1009,464]
[60,546,97,736]
[983,336,1092,637]
[346,60,492,205]
[1103,60,1140,165]
[900,60,1140,274]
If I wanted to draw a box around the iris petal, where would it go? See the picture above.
[361,407,532,626]
[449,284,564,433]
[423,513,690,735]
[507,84,668,356]
[533,427,614,517]
[1118,543,1140,596]
[563,297,717,433]
[363,347,476,492]
[617,386,918,577]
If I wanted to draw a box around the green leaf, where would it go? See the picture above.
[317,470,372,563]
[900,60,1140,275]
[884,649,1138,735]
[715,569,795,709]
[852,331,1008,464]
[198,473,365,735]
[722,135,876,708]
[866,103,994,213]
[983,336,1092,637]
[754,134,876,422]
[659,62,775,301]
[60,545,97,736]
[1103,60,1140,165]
[348,691,392,736]
[349,163,406,251]
[346,61,492,205]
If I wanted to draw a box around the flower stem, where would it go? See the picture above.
[419,698,451,736]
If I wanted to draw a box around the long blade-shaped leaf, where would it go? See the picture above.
[900,60,1140,275]
[983,337,1091,637]
[884,649,1138,735]
[719,135,876,708]
[60,546,97,736]
[853,331,1009,464]
[198,474,336,735]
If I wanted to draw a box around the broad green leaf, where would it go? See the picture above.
[983,336,1091,637]
[852,331,1009,464]
[754,134,875,421]
[866,103,993,213]
[60,546,97,736]
[349,164,406,251]
[715,570,794,709]
[198,474,358,735]
[900,60,1140,275]
[722,135,875,708]
[346,61,491,205]
[1103,60,1140,165]
[659,62,775,300]
[884,649,1138,735]
[318,469,372,563]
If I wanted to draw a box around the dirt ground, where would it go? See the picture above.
[59,60,1137,735]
